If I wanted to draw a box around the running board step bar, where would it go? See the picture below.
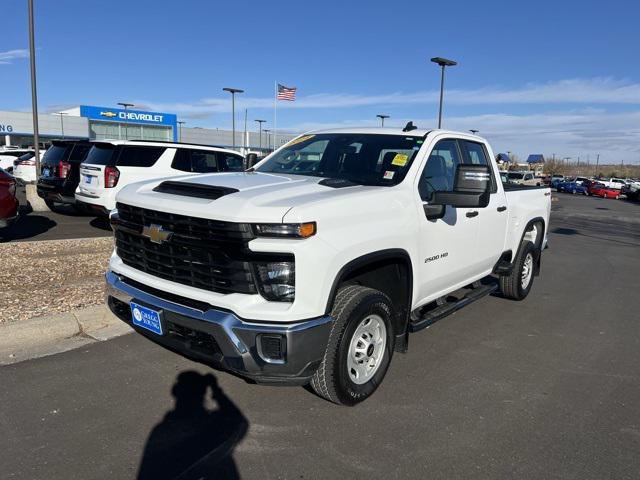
[409,283,498,333]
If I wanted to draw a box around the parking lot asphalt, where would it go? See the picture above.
[1,193,639,479]
[0,184,111,243]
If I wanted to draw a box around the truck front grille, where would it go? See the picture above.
[114,203,258,295]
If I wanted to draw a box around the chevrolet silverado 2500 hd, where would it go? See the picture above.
[106,127,551,405]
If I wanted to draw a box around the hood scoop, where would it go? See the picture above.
[152,181,239,200]
[318,178,359,189]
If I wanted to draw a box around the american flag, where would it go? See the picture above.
[277,84,297,101]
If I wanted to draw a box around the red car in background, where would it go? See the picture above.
[0,168,19,229]
[589,182,621,199]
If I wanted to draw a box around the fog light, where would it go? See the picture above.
[257,334,286,363]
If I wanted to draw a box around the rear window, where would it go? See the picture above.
[69,144,91,162]
[508,173,524,180]
[221,153,244,171]
[42,145,71,165]
[116,146,165,167]
[84,144,117,166]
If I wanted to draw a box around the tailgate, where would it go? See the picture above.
[78,164,104,194]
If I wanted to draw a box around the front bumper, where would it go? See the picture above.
[106,270,333,385]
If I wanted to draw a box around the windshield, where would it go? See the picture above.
[508,173,524,180]
[255,133,424,186]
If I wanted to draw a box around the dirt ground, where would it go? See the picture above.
[0,237,114,323]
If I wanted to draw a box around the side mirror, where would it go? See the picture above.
[245,153,259,170]
[431,164,491,208]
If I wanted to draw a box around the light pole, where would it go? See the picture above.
[177,121,185,141]
[56,112,68,139]
[263,129,271,151]
[28,0,41,175]
[469,129,479,135]
[255,119,266,152]
[376,114,389,127]
[223,87,244,151]
[117,102,134,140]
[430,57,457,129]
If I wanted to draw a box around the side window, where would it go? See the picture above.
[221,154,244,172]
[116,146,165,167]
[189,150,219,173]
[418,139,461,201]
[462,140,497,193]
[171,149,192,172]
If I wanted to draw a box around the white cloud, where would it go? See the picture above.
[279,110,640,165]
[135,78,640,164]
[0,49,29,65]
[139,78,640,117]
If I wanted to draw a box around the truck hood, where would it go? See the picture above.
[116,171,373,223]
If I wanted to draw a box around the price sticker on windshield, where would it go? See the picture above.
[285,134,315,147]
[391,153,409,167]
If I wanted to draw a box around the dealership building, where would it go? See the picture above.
[0,105,294,153]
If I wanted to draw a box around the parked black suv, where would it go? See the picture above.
[37,140,92,210]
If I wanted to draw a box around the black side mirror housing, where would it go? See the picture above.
[431,164,491,209]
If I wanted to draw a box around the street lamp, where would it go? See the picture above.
[376,114,389,127]
[177,121,185,142]
[263,129,271,151]
[255,119,266,152]
[56,112,68,139]
[117,102,134,140]
[28,0,41,175]
[223,87,244,150]
[430,56,457,129]
[469,129,479,135]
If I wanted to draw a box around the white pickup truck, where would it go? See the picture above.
[106,127,551,405]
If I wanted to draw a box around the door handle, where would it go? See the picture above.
[497,206,507,212]
[466,211,479,218]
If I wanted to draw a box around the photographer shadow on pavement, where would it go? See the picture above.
[137,371,248,480]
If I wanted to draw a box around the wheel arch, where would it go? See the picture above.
[325,249,413,352]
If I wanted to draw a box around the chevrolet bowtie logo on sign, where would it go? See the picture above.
[100,111,118,118]
[142,224,173,245]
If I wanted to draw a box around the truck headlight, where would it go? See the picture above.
[253,261,295,302]
[253,222,316,238]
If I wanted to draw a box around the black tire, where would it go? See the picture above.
[44,199,58,212]
[499,240,536,301]
[309,285,394,406]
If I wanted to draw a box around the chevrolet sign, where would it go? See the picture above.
[100,111,118,118]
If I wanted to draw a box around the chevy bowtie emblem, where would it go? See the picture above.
[142,224,173,244]
[100,111,117,118]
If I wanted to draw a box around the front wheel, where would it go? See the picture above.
[310,285,394,406]
[499,241,536,301]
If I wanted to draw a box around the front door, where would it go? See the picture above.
[415,138,480,307]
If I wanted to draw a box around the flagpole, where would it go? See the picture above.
[274,81,278,151]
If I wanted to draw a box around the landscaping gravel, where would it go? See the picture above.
[0,237,114,323]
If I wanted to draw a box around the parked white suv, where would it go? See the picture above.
[75,140,245,215]
[106,127,551,405]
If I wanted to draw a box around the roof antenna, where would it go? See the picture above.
[402,121,418,132]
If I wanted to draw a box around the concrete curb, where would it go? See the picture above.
[0,304,132,366]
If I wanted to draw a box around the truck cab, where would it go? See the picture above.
[106,128,551,405]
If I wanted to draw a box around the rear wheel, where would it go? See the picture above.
[44,199,57,212]
[499,241,536,301]
[309,285,394,406]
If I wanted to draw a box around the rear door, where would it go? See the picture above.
[461,140,508,273]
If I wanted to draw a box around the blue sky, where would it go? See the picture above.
[2,0,640,163]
